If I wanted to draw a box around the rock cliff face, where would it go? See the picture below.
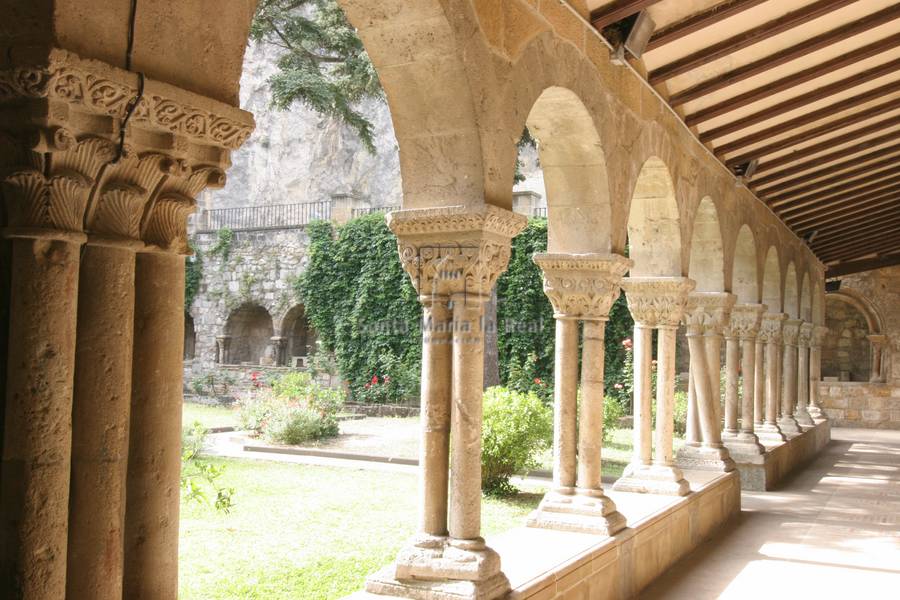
[207,42,404,211]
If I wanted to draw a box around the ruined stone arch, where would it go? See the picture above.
[731,224,759,304]
[687,197,725,292]
[627,157,682,277]
[762,246,781,312]
[279,304,317,366]
[223,303,274,365]
[784,262,799,319]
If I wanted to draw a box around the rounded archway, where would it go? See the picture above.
[762,247,781,313]
[822,295,877,381]
[224,304,274,365]
[525,86,612,253]
[627,157,682,276]
[732,225,758,303]
[281,304,317,366]
[688,197,724,292]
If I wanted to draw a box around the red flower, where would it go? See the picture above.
[534,378,542,385]
[622,338,633,349]
[614,383,624,390]
[370,375,379,386]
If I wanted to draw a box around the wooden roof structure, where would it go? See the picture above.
[588,0,900,277]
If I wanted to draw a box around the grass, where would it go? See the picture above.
[183,402,239,430]
[179,458,544,600]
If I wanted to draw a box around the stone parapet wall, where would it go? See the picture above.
[818,382,900,429]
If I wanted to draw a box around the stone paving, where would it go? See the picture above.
[642,427,900,598]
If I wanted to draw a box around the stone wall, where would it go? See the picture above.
[822,296,871,381]
[818,382,900,429]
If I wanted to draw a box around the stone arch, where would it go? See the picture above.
[184,312,196,361]
[827,290,883,335]
[762,247,781,312]
[280,304,317,366]
[524,86,612,253]
[784,262,799,319]
[224,303,274,365]
[687,197,725,292]
[626,157,682,277]
[732,224,758,303]
[800,273,812,322]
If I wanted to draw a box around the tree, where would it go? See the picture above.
[250,0,383,152]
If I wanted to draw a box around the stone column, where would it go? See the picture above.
[527,254,630,535]
[757,314,787,443]
[779,319,802,436]
[808,326,828,419]
[721,304,766,462]
[684,371,702,448]
[269,336,287,366]
[867,334,888,383]
[371,206,526,600]
[216,335,233,364]
[754,338,765,428]
[677,293,735,472]
[795,323,815,426]
[614,277,694,496]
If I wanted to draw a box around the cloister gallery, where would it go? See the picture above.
[1,1,899,599]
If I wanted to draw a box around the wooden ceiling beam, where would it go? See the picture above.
[817,231,900,256]
[590,0,665,30]
[765,156,900,206]
[677,29,900,113]
[799,203,900,237]
[811,218,900,251]
[789,195,900,230]
[703,70,900,144]
[753,130,900,178]
[649,0,856,85]
[826,253,900,277]
[753,140,900,193]
[725,99,900,166]
[782,184,900,223]
[778,173,900,217]
[818,238,900,263]
[750,113,900,172]
[647,0,767,51]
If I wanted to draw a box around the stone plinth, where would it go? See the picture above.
[732,418,831,491]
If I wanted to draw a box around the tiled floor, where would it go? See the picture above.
[641,427,900,599]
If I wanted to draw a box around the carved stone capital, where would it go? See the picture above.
[781,319,802,347]
[621,277,695,328]
[387,205,527,298]
[759,313,787,344]
[683,292,736,337]
[532,253,631,320]
[725,303,766,340]
[798,322,814,348]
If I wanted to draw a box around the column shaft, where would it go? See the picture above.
[654,327,677,466]
[123,252,186,599]
[577,320,605,492]
[552,318,579,493]
[809,344,823,416]
[724,336,740,434]
[782,345,797,420]
[740,338,756,433]
[448,295,486,542]
[686,333,720,446]
[418,297,452,537]
[754,340,765,426]
[0,237,81,598]
[632,324,653,467]
[704,333,723,428]
[765,341,779,426]
[685,372,701,445]
[67,243,136,600]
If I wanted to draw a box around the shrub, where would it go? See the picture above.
[180,421,234,513]
[673,390,689,436]
[603,394,626,442]
[481,387,553,496]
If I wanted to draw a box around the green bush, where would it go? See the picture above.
[481,387,553,496]
[603,394,626,442]
[238,372,343,444]
[673,390,688,436]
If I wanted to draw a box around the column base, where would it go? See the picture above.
[526,489,627,536]
[808,404,824,419]
[675,443,736,472]
[612,463,690,496]
[721,431,766,464]
[368,536,509,600]
[778,415,803,436]
[795,405,815,426]
[755,422,787,444]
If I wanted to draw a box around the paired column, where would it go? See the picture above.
[216,334,233,364]
[371,205,526,600]
[808,326,828,419]
[527,254,630,535]
[779,319,802,436]
[795,323,815,426]
[613,277,694,496]
[721,304,766,462]
[756,314,787,443]
[676,292,736,472]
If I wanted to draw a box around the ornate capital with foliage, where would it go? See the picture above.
[759,313,787,344]
[621,277,695,328]
[782,319,802,347]
[725,303,766,340]
[387,205,527,299]
[683,291,736,337]
[532,253,631,320]
[798,322,814,348]
[0,48,245,250]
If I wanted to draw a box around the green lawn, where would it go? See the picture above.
[179,459,544,600]
[182,402,240,430]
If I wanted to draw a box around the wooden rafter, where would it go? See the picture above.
[725,99,900,167]
[818,231,900,256]
[797,202,900,235]
[765,157,900,206]
[789,196,900,230]
[826,253,900,277]
[675,26,900,110]
[590,0,664,30]
[782,184,900,223]
[819,237,900,263]
[752,130,900,179]
[702,67,900,143]
[811,218,900,252]
[649,0,857,85]
[646,0,767,51]
[777,173,900,215]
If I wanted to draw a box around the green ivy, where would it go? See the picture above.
[208,227,235,262]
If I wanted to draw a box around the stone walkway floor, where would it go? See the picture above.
[642,427,900,599]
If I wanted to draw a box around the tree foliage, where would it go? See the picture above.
[250,0,383,153]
